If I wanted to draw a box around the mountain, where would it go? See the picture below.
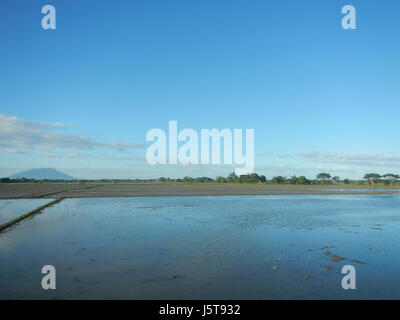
[9,168,76,180]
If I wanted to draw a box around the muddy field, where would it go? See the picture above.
[0,183,398,199]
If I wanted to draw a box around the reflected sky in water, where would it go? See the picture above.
[0,199,49,225]
[1,195,400,299]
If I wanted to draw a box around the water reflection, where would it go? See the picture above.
[0,199,48,225]
[0,195,400,299]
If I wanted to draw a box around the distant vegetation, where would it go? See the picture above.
[1,172,400,186]
[0,177,80,184]
[0,177,152,184]
[156,172,400,186]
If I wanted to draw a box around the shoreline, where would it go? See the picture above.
[1,183,399,199]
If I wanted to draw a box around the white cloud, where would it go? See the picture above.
[333,166,351,171]
[0,147,21,154]
[103,141,141,151]
[298,151,400,167]
[0,113,141,156]
[315,165,355,174]
[40,151,81,159]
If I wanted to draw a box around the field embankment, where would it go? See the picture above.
[0,183,399,199]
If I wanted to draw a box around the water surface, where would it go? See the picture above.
[0,199,49,225]
[1,195,400,299]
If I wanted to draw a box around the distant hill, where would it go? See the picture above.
[9,168,76,180]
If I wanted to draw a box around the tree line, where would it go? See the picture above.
[158,172,400,186]
[2,172,400,186]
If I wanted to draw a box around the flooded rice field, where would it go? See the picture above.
[0,199,49,225]
[1,195,400,299]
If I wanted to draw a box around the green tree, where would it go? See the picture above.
[332,176,341,183]
[364,173,381,185]
[289,175,298,184]
[382,173,399,186]
[316,173,331,184]
[195,177,213,183]
[183,176,195,183]
[227,172,238,183]
[249,173,261,183]
[216,176,226,183]
[297,176,310,185]
[271,176,286,184]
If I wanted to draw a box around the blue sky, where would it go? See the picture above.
[1,0,400,179]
